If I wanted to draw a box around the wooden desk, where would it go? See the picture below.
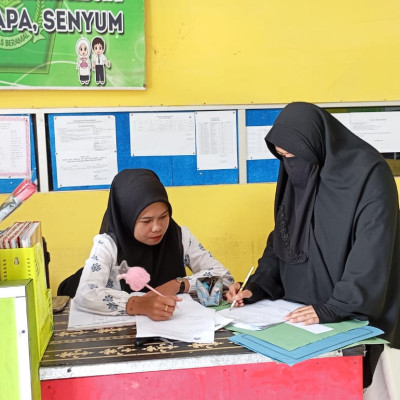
[40,303,363,400]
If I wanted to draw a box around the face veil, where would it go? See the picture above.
[268,149,319,264]
[265,105,322,264]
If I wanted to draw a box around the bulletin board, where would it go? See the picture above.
[0,115,36,194]
[47,111,239,190]
[246,109,281,183]
[245,105,400,183]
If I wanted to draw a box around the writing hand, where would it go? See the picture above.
[284,305,319,325]
[226,282,252,308]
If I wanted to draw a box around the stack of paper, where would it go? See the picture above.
[229,325,383,366]
[136,294,232,344]
[68,294,232,340]
[217,299,385,365]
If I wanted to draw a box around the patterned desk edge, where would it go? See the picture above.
[39,303,270,380]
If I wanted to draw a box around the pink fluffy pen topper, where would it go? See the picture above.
[117,260,165,297]
[0,179,37,222]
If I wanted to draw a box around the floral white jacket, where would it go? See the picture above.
[74,226,234,315]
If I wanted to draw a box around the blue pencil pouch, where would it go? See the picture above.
[195,276,223,306]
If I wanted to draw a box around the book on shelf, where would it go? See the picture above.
[9,221,31,249]
[0,221,42,249]
[20,221,41,248]
[0,222,21,249]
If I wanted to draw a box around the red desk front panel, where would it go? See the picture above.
[41,356,362,400]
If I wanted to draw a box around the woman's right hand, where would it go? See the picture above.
[126,294,181,321]
[226,282,253,307]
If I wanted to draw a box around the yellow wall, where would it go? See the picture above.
[0,183,276,293]
[0,0,399,295]
[1,178,399,295]
[1,0,400,109]
[1,1,399,392]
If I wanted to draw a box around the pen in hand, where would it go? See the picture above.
[230,266,254,310]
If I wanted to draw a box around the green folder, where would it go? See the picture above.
[226,319,374,351]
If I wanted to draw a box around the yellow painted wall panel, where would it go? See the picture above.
[0,178,398,294]
[0,183,275,292]
[1,0,400,109]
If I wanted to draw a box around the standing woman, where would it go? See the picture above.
[74,169,233,321]
[227,102,400,387]
[75,38,91,85]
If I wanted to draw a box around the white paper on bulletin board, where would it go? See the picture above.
[0,116,31,179]
[195,110,238,170]
[54,115,118,188]
[129,112,196,156]
[332,111,400,153]
[246,126,275,160]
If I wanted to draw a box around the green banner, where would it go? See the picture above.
[0,0,145,89]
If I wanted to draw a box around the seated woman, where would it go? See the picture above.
[227,102,400,388]
[74,168,234,321]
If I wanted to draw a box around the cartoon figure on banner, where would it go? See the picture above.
[75,38,91,85]
[91,36,111,86]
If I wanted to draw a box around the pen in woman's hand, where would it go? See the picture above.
[230,266,254,310]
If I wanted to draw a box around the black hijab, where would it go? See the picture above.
[248,102,400,348]
[100,169,185,293]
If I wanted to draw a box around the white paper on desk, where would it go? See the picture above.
[214,313,234,331]
[68,299,136,331]
[136,294,216,343]
[217,299,301,329]
[286,321,332,334]
[218,299,332,333]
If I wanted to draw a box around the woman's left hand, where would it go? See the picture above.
[284,305,319,325]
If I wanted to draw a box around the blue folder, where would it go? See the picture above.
[230,325,383,366]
